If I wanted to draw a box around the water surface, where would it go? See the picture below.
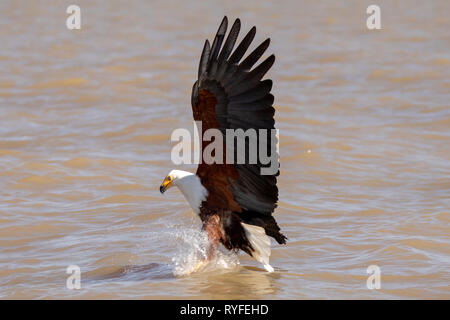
[0,0,449,299]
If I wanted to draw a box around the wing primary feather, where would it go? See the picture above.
[208,16,228,68]
[228,94,274,111]
[217,18,241,65]
[228,26,256,64]
[229,79,273,102]
[198,40,211,80]
[191,80,198,107]
[222,33,266,87]
[227,54,275,96]
[239,38,271,71]
[248,54,275,82]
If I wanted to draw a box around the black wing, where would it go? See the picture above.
[192,16,279,218]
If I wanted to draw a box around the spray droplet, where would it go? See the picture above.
[171,226,240,276]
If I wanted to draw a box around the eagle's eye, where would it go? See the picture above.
[167,176,171,181]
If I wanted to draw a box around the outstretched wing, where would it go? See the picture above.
[191,16,279,217]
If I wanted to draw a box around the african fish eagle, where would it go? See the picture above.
[159,16,286,272]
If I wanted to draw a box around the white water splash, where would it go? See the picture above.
[170,226,240,276]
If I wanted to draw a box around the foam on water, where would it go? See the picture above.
[170,226,240,276]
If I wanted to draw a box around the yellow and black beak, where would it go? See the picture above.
[159,176,172,194]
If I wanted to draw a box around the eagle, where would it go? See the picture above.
[159,16,286,272]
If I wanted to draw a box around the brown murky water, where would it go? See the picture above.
[0,0,449,299]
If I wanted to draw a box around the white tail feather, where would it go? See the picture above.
[241,223,274,272]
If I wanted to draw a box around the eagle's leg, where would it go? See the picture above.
[203,213,222,256]
[193,214,222,272]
